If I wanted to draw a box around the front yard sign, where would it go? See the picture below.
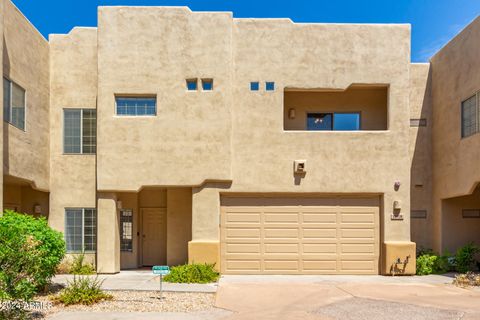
[152,266,170,299]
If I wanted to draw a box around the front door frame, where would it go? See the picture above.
[139,207,167,267]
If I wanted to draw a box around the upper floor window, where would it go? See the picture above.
[201,79,213,91]
[3,77,26,130]
[461,93,479,138]
[266,82,275,91]
[65,208,97,252]
[186,79,198,91]
[250,82,260,91]
[307,112,360,131]
[115,96,156,116]
[64,109,96,154]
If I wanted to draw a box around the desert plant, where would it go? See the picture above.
[0,210,65,301]
[69,253,96,275]
[416,251,452,275]
[453,271,480,287]
[164,263,219,284]
[52,276,112,306]
[454,243,480,273]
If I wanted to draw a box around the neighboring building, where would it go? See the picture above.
[1,0,479,274]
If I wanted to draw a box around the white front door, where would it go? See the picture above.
[141,208,166,266]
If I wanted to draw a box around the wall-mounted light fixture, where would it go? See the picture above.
[116,200,123,210]
[34,204,42,214]
[288,108,296,119]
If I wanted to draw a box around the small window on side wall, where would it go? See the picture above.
[3,77,26,130]
[461,94,478,138]
[462,209,480,218]
[250,82,260,91]
[120,209,133,252]
[64,109,97,154]
[186,79,198,91]
[201,79,213,91]
[266,82,275,91]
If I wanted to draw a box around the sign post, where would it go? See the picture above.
[152,266,170,300]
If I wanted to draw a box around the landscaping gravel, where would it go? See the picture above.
[34,291,216,318]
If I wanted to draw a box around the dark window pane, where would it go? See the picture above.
[266,82,275,91]
[202,79,213,91]
[333,113,360,131]
[11,83,25,130]
[3,78,10,123]
[307,113,333,131]
[250,82,259,91]
[186,79,197,91]
[82,109,96,154]
[120,209,133,252]
[462,95,477,138]
[115,97,156,116]
[64,109,81,153]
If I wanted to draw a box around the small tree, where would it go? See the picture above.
[0,210,65,301]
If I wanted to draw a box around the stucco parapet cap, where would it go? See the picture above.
[234,18,409,28]
[49,26,97,40]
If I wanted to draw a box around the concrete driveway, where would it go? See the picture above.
[215,275,480,320]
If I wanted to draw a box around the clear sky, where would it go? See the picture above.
[11,0,480,62]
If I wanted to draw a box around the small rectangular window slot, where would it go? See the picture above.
[250,82,259,91]
[411,210,427,219]
[186,78,198,91]
[266,82,275,91]
[462,209,480,218]
[410,118,427,127]
[201,78,213,91]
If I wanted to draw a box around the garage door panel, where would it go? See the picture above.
[302,243,337,253]
[302,228,337,238]
[264,243,299,253]
[226,243,261,253]
[225,228,261,239]
[221,196,379,275]
[264,260,299,271]
[264,228,299,238]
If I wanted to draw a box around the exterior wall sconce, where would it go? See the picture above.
[294,160,306,174]
[34,204,42,214]
[394,180,401,191]
[116,200,123,210]
[288,108,296,119]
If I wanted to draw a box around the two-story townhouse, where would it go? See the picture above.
[1,0,479,275]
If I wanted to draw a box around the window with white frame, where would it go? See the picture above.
[120,209,133,252]
[461,93,479,138]
[65,208,97,252]
[115,96,156,116]
[3,77,26,130]
[64,109,96,154]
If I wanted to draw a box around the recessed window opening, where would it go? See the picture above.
[250,82,260,91]
[65,208,97,252]
[306,112,360,131]
[3,77,26,130]
[120,209,133,252]
[266,82,275,91]
[201,79,213,91]
[461,93,479,138]
[115,96,156,116]
[186,79,198,91]
[64,109,96,154]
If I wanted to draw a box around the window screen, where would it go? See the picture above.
[3,78,26,130]
[120,209,133,252]
[307,113,333,130]
[461,95,478,138]
[116,97,156,115]
[65,208,97,252]
[333,113,360,131]
[64,109,96,154]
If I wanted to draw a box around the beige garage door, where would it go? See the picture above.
[220,196,380,275]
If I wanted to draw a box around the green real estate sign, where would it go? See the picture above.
[152,266,170,276]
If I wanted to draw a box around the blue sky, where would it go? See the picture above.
[11,0,480,62]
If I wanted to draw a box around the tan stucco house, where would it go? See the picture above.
[1,0,479,275]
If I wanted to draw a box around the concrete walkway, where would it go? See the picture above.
[52,270,218,293]
[215,274,480,319]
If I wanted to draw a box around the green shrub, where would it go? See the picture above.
[416,251,452,275]
[455,243,480,273]
[69,253,96,275]
[164,263,219,284]
[0,210,65,301]
[52,276,112,306]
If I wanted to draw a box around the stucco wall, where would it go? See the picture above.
[284,86,388,131]
[48,28,97,231]
[166,188,192,266]
[96,7,233,191]
[409,63,432,250]
[227,20,412,243]
[2,0,49,191]
[430,16,480,251]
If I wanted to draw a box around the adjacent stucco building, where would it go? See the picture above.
[1,0,479,275]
